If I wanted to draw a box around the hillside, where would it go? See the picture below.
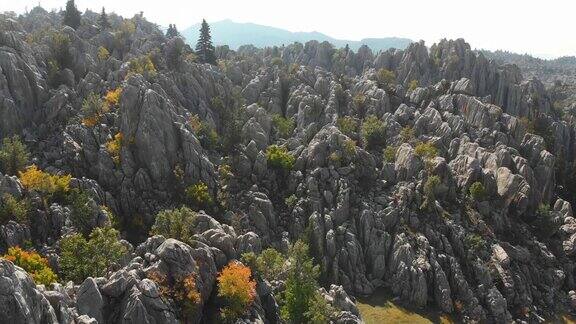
[182,19,413,51]
[1,5,576,324]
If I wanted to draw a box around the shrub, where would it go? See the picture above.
[281,241,320,323]
[18,165,71,199]
[285,194,297,209]
[151,206,197,245]
[469,182,486,201]
[82,93,109,127]
[408,79,419,92]
[266,145,294,170]
[337,116,358,137]
[272,115,295,139]
[361,115,386,150]
[128,55,157,78]
[0,194,29,224]
[189,115,220,150]
[376,69,396,88]
[67,189,96,237]
[217,261,257,321]
[106,132,123,165]
[271,57,283,66]
[415,142,438,159]
[97,46,110,61]
[343,139,357,160]
[0,135,30,175]
[49,32,73,70]
[328,152,341,165]
[305,292,335,324]
[104,88,122,107]
[400,126,415,143]
[185,182,213,209]
[59,227,127,283]
[148,271,201,322]
[352,94,367,115]
[464,233,487,256]
[534,204,556,238]
[3,247,57,286]
[424,175,441,203]
[255,248,285,281]
[383,146,397,163]
[113,20,136,55]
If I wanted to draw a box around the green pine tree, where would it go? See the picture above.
[166,24,179,38]
[195,19,216,65]
[98,7,111,30]
[63,0,81,30]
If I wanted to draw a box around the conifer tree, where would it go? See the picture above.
[166,24,179,38]
[63,0,81,29]
[195,19,216,65]
[98,7,111,30]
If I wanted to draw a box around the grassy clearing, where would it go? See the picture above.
[356,289,453,324]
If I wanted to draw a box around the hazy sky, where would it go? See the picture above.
[5,0,575,58]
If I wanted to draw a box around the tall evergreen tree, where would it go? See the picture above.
[63,0,81,30]
[166,24,179,38]
[98,7,111,30]
[195,19,216,65]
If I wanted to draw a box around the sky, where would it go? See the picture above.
[4,0,576,59]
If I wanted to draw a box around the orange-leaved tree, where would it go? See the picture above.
[217,261,256,321]
[3,246,58,285]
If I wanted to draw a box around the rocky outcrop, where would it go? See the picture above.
[0,259,58,324]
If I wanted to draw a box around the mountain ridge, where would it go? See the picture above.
[182,19,413,51]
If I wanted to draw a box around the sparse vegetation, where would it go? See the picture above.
[3,247,58,286]
[414,141,438,159]
[106,132,123,165]
[151,206,197,245]
[18,165,71,201]
[97,46,110,61]
[422,175,441,209]
[82,92,109,127]
[185,182,213,209]
[376,69,396,89]
[147,271,201,322]
[408,79,419,92]
[285,194,298,209]
[266,145,294,170]
[189,115,220,150]
[0,194,29,225]
[361,115,386,150]
[383,146,397,163]
[464,233,487,256]
[128,55,157,78]
[0,136,30,175]
[272,115,295,138]
[469,181,486,201]
[400,126,415,143]
[59,227,127,283]
[337,116,358,137]
[105,88,122,107]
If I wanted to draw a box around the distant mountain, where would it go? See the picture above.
[182,20,412,51]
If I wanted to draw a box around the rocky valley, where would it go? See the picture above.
[1,3,576,324]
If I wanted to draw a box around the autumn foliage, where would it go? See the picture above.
[148,271,201,321]
[217,261,256,321]
[18,165,71,199]
[106,132,123,165]
[3,247,58,286]
[105,88,122,107]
